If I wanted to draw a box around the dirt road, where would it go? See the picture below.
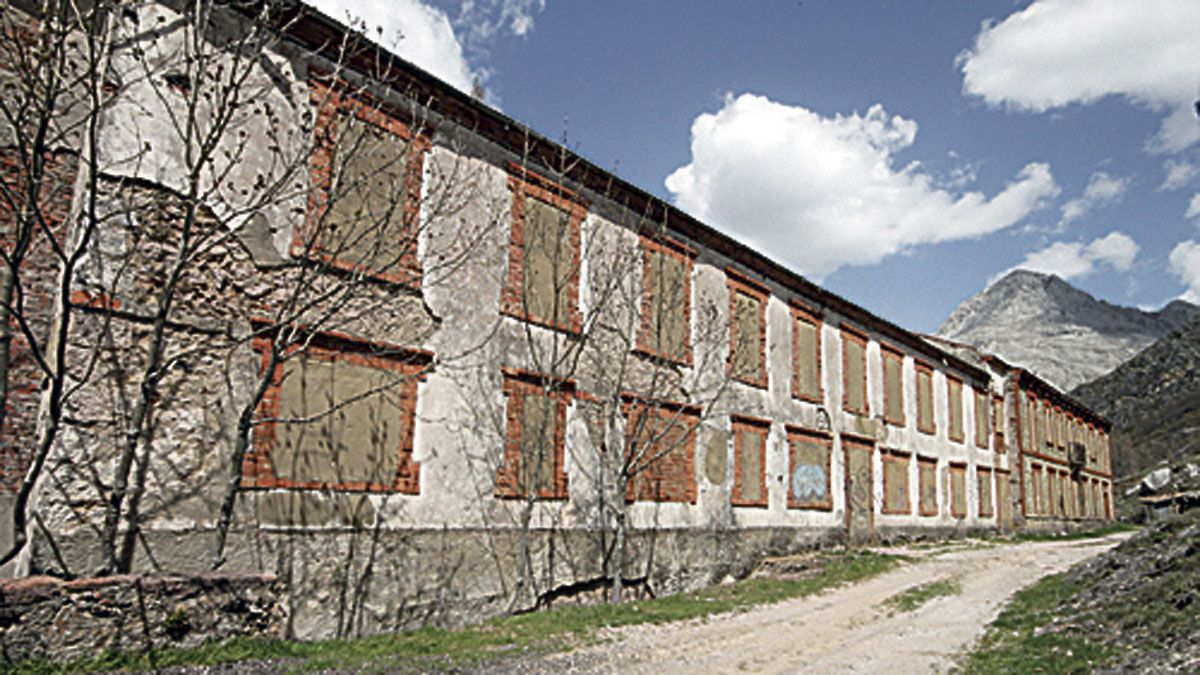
[533,534,1130,674]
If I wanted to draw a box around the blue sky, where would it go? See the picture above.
[309,0,1200,334]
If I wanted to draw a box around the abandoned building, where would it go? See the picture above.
[0,0,1115,638]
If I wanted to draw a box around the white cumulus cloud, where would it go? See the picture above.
[306,0,475,92]
[664,94,1060,280]
[1169,240,1200,303]
[1186,194,1200,222]
[1058,172,1128,229]
[1162,159,1198,191]
[998,231,1140,283]
[958,0,1200,153]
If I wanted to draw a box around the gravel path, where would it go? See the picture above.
[517,533,1131,674]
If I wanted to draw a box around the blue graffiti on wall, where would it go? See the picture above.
[792,464,827,503]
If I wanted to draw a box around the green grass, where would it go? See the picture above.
[1004,521,1140,544]
[956,573,1113,674]
[883,577,961,613]
[11,550,905,674]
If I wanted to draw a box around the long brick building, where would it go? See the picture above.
[0,0,1113,638]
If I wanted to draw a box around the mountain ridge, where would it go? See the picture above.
[937,269,1199,391]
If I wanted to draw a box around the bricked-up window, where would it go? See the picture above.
[791,304,823,402]
[304,79,429,286]
[727,270,769,388]
[501,165,586,334]
[916,362,936,435]
[882,449,911,515]
[993,395,1006,453]
[495,371,573,500]
[881,346,905,426]
[918,456,938,516]
[842,328,868,415]
[978,467,994,517]
[244,331,431,493]
[731,416,770,507]
[786,427,832,510]
[947,377,965,442]
[637,235,694,364]
[974,388,989,449]
[623,399,699,503]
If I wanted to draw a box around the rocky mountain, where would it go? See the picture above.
[938,270,1199,391]
[1071,315,1200,478]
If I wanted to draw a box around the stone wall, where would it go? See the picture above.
[0,573,281,664]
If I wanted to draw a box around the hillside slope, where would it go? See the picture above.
[1071,315,1200,478]
[939,270,1198,390]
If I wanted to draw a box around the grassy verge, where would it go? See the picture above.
[15,550,905,674]
[956,573,1113,674]
[883,577,961,614]
[1003,521,1140,544]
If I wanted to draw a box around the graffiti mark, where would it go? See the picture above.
[792,464,826,502]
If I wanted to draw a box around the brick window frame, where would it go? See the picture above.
[978,466,994,517]
[726,268,770,388]
[881,449,912,515]
[243,329,432,493]
[917,456,939,516]
[495,369,574,500]
[915,361,936,435]
[841,326,869,415]
[636,234,695,365]
[731,415,771,508]
[949,462,968,518]
[881,345,905,426]
[946,376,965,443]
[300,78,430,287]
[622,396,700,504]
[785,426,833,511]
[1028,463,1042,516]
[500,163,586,334]
[790,302,824,403]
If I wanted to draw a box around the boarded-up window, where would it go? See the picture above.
[306,82,426,286]
[842,330,868,414]
[325,114,416,272]
[787,428,831,509]
[1036,401,1048,452]
[246,334,428,494]
[496,373,571,500]
[950,464,967,518]
[501,172,584,333]
[993,396,1006,453]
[1029,463,1041,515]
[276,357,403,485]
[639,238,693,363]
[1021,395,1033,452]
[882,451,911,514]
[978,468,994,517]
[625,401,698,503]
[918,457,938,516]
[792,308,822,402]
[732,417,769,507]
[947,378,964,442]
[728,273,768,387]
[882,348,905,425]
[1039,466,1051,516]
[917,364,935,434]
[974,389,990,448]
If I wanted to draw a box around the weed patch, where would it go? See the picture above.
[11,550,906,673]
[883,577,961,614]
